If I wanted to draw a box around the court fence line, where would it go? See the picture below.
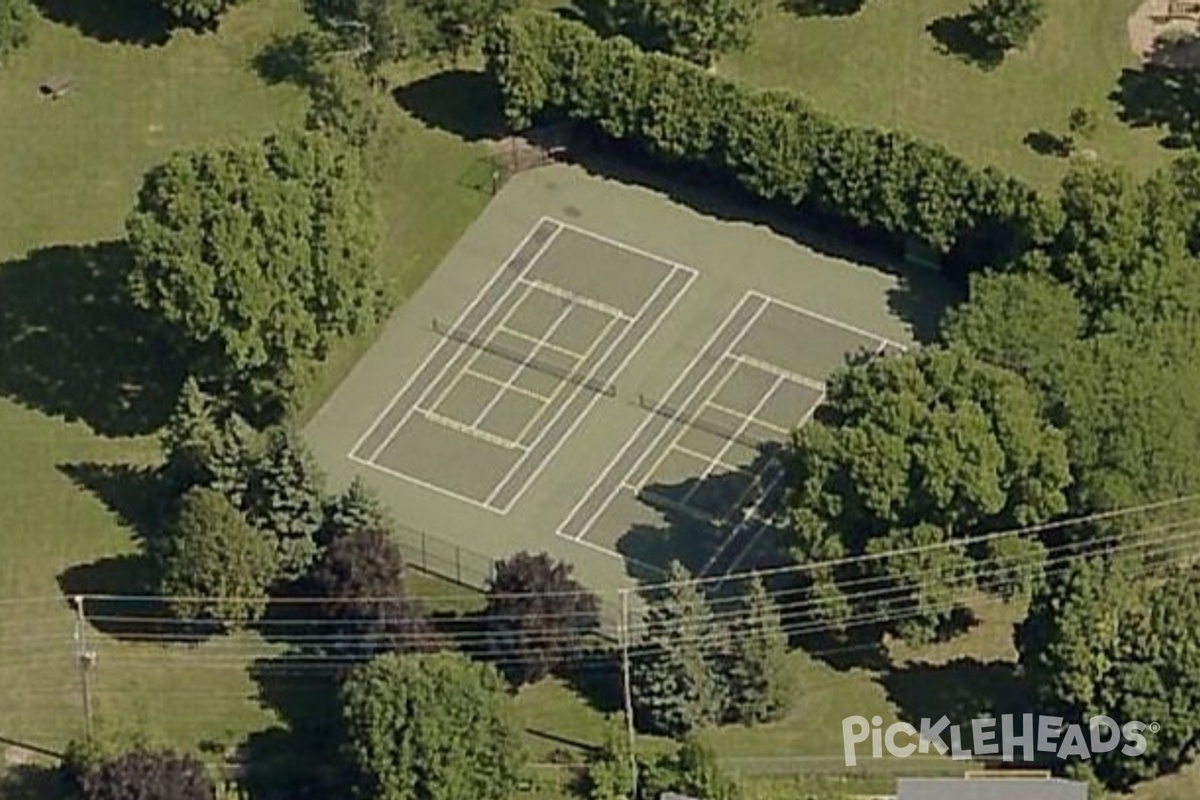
[394,522,497,591]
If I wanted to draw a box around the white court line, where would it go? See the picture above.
[367,227,565,462]
[349,217,560,461]
[460,368,550,404]
[747,290,907,351]
[520,276,632,321]
[513,314,621,445]
[559,292,766,541]
[667,442,745,475]
[678,375,783,507]
[626,484,724,527]
[548,216,696,275]
[732,353,826,393]
[349,452,500,513]
[469,300,575,428]
[626,297,772,494]
[553,526,668,578]
[705,400,791,437]
[421,409,525,451]
[498,324,587,361]
[497,263,698,514]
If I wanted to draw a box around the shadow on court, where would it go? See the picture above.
[613,444,793,581]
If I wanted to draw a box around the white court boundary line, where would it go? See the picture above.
[347,217,560,462]
[492,262,697,512]
[748,290,908,351]
[556,291,767,541]
[370,227,566,462]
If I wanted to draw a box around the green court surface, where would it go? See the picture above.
[305,163,950,590]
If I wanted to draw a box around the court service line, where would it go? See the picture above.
[497,263,698,514]
[520,276,632,321]
[513,314,623,445]
[559,291,766,541]
[468,300,576,429]
[678,374,784,507]
[747,290,907,351]
[547,217,698,277]
[348,217,560,461]
[704,400,791,437]
[366,226,565,462]
[732,353,826,393]
[461,368,551,405]
[498,324,587,361]
[349,452,499,513]
[666,442,744,476]
[421,409,525,451]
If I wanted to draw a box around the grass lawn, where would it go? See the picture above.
[722,0,1172,192]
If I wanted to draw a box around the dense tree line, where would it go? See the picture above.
[485,11,1053,267]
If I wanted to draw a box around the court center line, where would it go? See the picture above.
[497,324,587,361]
[731,353,826,393]
[562,291,766,541]
[747,290,907,351]
[366,225,565,462]
[500,263,698,514]
[468,300,577,429]
[547,216,698,277]
[513,313,622,446]
[420,409,526,451]
[678,374,784,507]
[459,368,551,405]
[348,217,557,460]
[520,276,632,321]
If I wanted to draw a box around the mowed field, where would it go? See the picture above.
[722,0,1172,191]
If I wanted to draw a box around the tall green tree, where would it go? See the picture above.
[321,475,392,544]
[788,347,1070,641]
[722,573,793,724]
[157,487,277,625]
[1018,557,1200,788]
[243,427,325,579]
[348,0,517,70]
[483,551,601,687]
[161,0,235,27]
[966,0,1045,54]
[582,717,634,800]
[127,131,385,419]
[632,561,724,737]
[339,652,525,800]
[73,747,215,800]
[643,738,742,800]
[0,0,33,61]
[608,0,765,66]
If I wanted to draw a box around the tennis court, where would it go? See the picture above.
[558,291,903,577]
[348,217,696,513]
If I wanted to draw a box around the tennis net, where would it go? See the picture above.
[432,318,617,398]
[636,394,767,451]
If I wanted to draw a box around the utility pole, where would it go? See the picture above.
[618,588,638,797]
[72,595,95,741]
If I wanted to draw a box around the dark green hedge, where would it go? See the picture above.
[485,12,1057,265]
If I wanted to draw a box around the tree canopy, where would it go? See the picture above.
[74,747,215,800]
[157,486,277,625]
[339,652,525,800]
[966,0,1045,55]
[127,131,385,419]
[161,0,236,27]
[0,0,32,61]
[606,0,765,66]
[788,346,1070,641]
[483,551,601,686]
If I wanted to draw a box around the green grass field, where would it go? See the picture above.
[722,0,1171,192]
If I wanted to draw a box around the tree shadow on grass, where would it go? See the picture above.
[0,763,71,800]
[392,70,507,142]
[1111,42,1200,150]
[0,242,184,437]
[926,13,1004,70]
[783,0,867,17]
[881,656,1027,744]
[32,0,172,46]
[1024,129,1070,157]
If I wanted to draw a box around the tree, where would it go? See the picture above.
[643,738,742,800]
[483,551,601,686]
[161,0,235,27]
[127,131,385,419]
[1018,556,1200,788]
[609,0,765,66]
[967,0,1045,54]
[339,652,525,800]
[632,561,724,737]
[75,748,215,800]
[307,529,429,656]
[0,0,33,62]
[722,573,793,724]
[348,0,517,70]
[321,476,392,545]
[243,426,325,579]
[582,718,634,800]
[157,487,277,625]
[788,347,1070,641]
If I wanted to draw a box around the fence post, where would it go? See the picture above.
[421,531,428,572]
[456,549,462,585]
